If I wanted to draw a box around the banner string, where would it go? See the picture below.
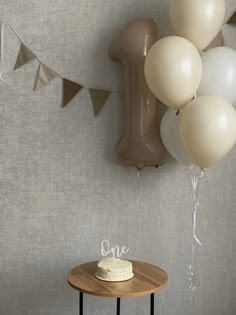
[5,20,120,93]
[3,8,236,93]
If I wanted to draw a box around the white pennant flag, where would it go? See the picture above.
[34,63,58,90]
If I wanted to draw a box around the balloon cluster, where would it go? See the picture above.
[145,0,236,169]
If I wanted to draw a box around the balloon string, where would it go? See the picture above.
[187,165,204,292]
[137,170,140,234]
[0,21,4,81]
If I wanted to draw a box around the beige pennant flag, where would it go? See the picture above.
[14,43,36,70]
[62,79,83,107]
[206,9,236,50]
[89,89,111,116]
[34,63,58,90]
[206,31,225,50]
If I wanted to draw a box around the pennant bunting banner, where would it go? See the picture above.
[14,43,35,70]
[63,79,83,107]
[1,12,236,113]
[89,89,111,116]
[34,63,58,90]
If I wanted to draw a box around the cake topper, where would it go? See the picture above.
[101,240,129,259]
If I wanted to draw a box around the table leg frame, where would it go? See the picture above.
[79,292,155,315]
[79,292,83,315]
[116,297,120,315]
[150,293,154,315]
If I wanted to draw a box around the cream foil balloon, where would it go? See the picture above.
[170,0,226,51]
[144,36,202,110]
[160,110,189,164]
[198,47,236,106]
[179,96,236,168]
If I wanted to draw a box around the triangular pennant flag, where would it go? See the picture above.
[89,89,111,116]
[227,10,236,24]
[34,63,58,90]
[14,43,35,70]
[63,79,83,107]
[206,31,225,50]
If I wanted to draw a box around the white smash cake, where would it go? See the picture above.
[95,257,134,282]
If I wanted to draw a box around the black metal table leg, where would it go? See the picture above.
[79,291,83,315]
[150,293,154,315]
[116,297,120,315]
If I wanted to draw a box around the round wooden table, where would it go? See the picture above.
[67,260,168,315]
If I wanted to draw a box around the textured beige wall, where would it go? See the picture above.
[0,1,235,314]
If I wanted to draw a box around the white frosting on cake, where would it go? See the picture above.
[95,257,134,281]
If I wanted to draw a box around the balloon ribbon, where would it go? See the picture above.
[187,165,204,291]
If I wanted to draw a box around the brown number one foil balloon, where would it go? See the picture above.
[109,19,166,170]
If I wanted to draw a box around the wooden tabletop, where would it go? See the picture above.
[67,260,168,298]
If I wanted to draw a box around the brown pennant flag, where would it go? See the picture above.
[34,63,58,90]
[227,9,236,24]
[62,79,82,107]
[89,89,111,116]
[14,43,36,70]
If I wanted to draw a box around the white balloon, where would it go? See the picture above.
[198,47,236,106]
[160,110,189,164]
[170,0,226,50]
